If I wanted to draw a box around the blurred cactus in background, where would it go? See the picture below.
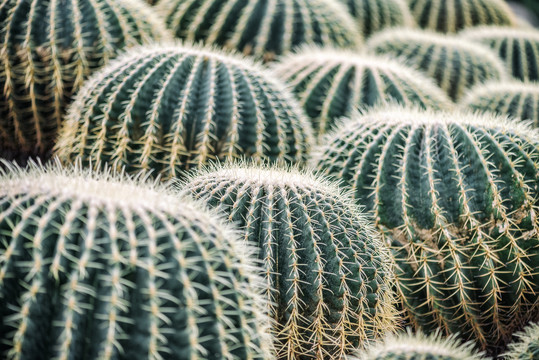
[503,322,539,359]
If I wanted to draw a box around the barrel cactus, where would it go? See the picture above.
[461,27,539,82]
[0,0,170,163]
[0,161,272,360]
[312,106,539,354]
[367,29,506,101]
[504,322,539,359]
[181,163,398,359]
[272,48,452,139]
[407,0,516,33]
[55,44,313,180]
[155,0,361,62]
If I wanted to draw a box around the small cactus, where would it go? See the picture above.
[55,44,314,180]
[0,0,170,163]
[181,163,398,360]
[503,322,539,359]
[272,48,452,138]
[312,106,539,354]
[460,27,539,82]
[155,0,361,62]
[367,29,506,101]
[407,0,516,33]
[0,161,272,360]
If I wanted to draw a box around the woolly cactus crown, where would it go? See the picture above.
[503,322,539,359]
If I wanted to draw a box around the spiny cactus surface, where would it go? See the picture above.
[312,106,539,354]
[367,29,506,101]
[407,0,516,33]
[156,0,361,62]
[272,48,452,138]
[504,322,539,359]
[181,164,398,360]
[55,44,313,180]
[461,27,539,82]
[0,0,170,163]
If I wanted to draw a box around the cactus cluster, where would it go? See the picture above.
[0,161,271,359]
[312,106,539,353]
[407,0,516,33]
[55,44,313,180]
[504,322,539,359]
[156,0,360,62]
[272,48,452,138]
[367,29,506,101]
[0,0,170,163]
[181,163,398,359]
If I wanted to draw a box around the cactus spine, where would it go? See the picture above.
[0,0,170,163]
[312,106,539,354]
[0,161,272,360]
[367,29,506,101]
[181,163,398,360]
[272,48,452,139]
[55,44,313,180]
[156,0,361,62]
[503,322,539,359]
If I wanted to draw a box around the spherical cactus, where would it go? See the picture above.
[338,0,415,39]
[312,106,539,354]
[55,44,314,180]
[0,0,170,163]
[0,161,272,360]
[460,27,539,82]
[272,48,452,139]
[407,0,517,33]
[155,0,361,62]
[367,29,506,101]
[180,163,398,359]
[503,322,539,359]
[461,81,539,126]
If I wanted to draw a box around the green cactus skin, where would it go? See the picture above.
[461,81,539,126]
[54,44,314,180]
[460,27,539,82]
[0,0,170,164]
[0,161,273,360]
[338,0,415,39]
[181,163,398,360]
[407,0,516,33]
[503,322,539,359]
[155,0,361,62]
[352,330,487,360]
[312,106,539,354]
[272,48,453,139]
[367,29,506,101]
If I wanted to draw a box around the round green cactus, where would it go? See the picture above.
[55,44,314,180]
[460,27,539,82]
[272,48,452,139]
[407,0,517,33]
[0,0,170,163]
[367,29,506,101]
[504,322,539,359]
[461,81,539,126]
[338,0,415,39]
[155,0,361,62]
[0,161,272,360]
[312,106,539,354]
[181,163,398,360]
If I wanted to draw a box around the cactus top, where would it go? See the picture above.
[503,322,539,360]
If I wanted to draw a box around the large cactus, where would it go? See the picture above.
[272,48,452,139]
[0,0,170,163]
[367,29,506,101]
[0,161,272,360]
[181,163,398,360]
[55,44,313,180]
[503,322,539,359]
[156,0,361,62]
[312,106,539,355]
[407,0,516,33]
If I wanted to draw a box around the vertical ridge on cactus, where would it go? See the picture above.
[503,322,539,359]
[180,163,398,360]
[55,44,314,180]
[155,0,361,62]
[312,106,539,354]
[367,29,506,101]
[0,0,170,163]
[0,160,272,360]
